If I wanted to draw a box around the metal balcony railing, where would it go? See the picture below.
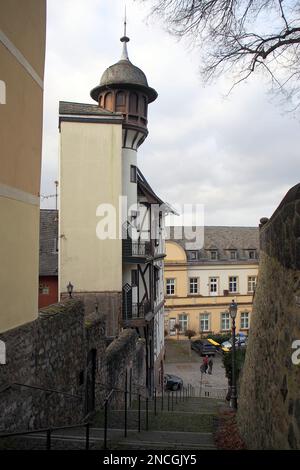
[123,239,152,259]
[123,300,151,320]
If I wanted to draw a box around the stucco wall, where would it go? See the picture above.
[59,121,122,295]
[238,183,300,449]
[0,0,46,332]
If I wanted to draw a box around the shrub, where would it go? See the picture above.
[185,329,196,340]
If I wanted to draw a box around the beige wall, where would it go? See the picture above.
[0,1,46,332]
[59,121,123,294]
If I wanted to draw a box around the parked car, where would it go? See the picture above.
[164,374,183,391]
[221,333,248,351]
[191,339,216,356]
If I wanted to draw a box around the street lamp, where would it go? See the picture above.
[67,281,73,298]
[229,299,238,410]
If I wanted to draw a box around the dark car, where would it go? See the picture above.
[191,339,216,356]
[164,373,183,391]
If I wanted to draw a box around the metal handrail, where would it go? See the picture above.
[0,421,90,450]
[0,382,82,400]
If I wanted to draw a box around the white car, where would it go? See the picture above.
[222,334,248,350]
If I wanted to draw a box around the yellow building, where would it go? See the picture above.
[164,227,259,336]
[0,1,46,332]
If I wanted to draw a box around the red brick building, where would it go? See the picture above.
[39,210,58,308]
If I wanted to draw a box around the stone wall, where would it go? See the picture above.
[106,329,146,407]
[238,183,300,449]
[0,300,106,432]
[0,299,146,433]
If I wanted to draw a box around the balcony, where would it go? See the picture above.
[122,299,151,322]
[122,239,152,263]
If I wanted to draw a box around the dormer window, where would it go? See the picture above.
[188,251,197,260]
[230,250,237,260]
[248,250,256,259]
[210,250,218,260]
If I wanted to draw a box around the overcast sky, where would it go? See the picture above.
[41,0,300,226]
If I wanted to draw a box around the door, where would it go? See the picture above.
[169,318,176,335]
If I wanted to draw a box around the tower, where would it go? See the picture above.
[90,22,158,213]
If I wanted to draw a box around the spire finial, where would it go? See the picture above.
[120,4,130,60]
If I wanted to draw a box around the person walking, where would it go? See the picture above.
[208,358,213,375]
[203,355,209,374]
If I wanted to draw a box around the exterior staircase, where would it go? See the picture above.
[0,396,225,450]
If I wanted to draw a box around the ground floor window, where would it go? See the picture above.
[241,311,249,329]
[221,312,231,331]
[200,313,210,332]
[178,313,188,333]
[229,276,238,293]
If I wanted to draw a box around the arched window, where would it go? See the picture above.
[116,91,126,113]
[104,92,113,111]
[143,96,148,117]
[129,93,139,113]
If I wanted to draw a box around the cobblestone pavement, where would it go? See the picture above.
[164,339,228,394]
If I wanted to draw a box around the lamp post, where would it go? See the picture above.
[67,281,73,299]
[229,299,238,410]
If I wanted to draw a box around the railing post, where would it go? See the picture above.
[85,422,90,451]
[167,391,170,411]
[154,388,157,416]
[176,388,178,404]
[104,400,108,450]
[161,384,164,411]
[171,391,174,411]
[46,428,51,450]
[146,398,149,431]
[124,390,128,438]
[138,394,141,432]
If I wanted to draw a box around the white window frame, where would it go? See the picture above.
[200,313,210,332]
[229,276,238,293]
[248,276,257,293]
[230,250,237,260]
[241,311,249,329]
[209,277,218,296]
[189,277,198,294]
[210,250,218,260]
[221,312,231,331]
[178,313,188,333]
[166,278,175,296]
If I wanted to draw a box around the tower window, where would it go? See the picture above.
[116,91,126,113]
[129,93,139,113]
[130,165,137,183]
[104,92,113,111]
[143,96,147,117]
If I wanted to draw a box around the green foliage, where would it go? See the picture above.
[185,329,196,339]
[222,348,246,384]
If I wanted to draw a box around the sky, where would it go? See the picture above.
[41,0,300,226]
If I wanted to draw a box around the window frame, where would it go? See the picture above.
[221,312,231,331]
[178,313,188,333]
[229,276,238,293]
[130,165,137,183]
[166,278,175,296]
[240,311,249,329]
[247,275,257,293]
[200,312,210,332]
[189,277,198,295]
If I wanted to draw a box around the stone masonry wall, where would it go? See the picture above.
[0,299,146,432]
[0,300,106,432]
[238,183,300,449]
[105,329,146,407]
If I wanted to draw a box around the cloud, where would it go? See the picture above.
[41,0,300,225]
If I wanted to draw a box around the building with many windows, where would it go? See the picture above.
[164,227,259,336]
